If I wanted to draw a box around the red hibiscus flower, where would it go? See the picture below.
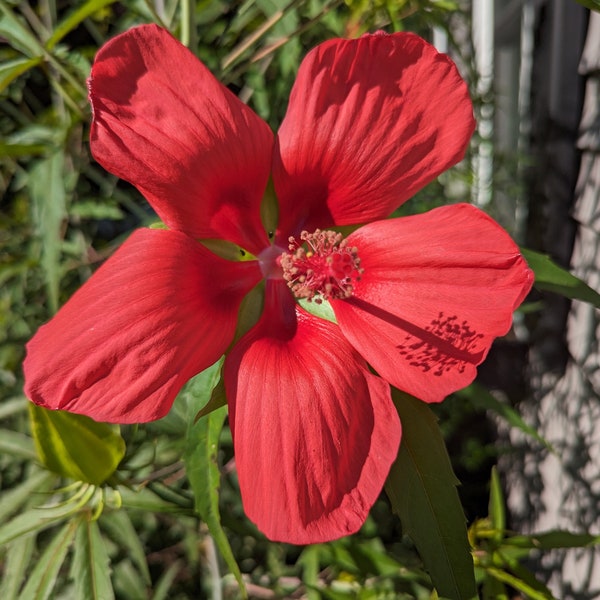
[23,25,533,544]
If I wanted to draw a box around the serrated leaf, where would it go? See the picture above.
[522,248,600,308]
[18,520,78,600]
[116,485,185,513]
[29,151,68,314]
[0,536,36,599]
[72,515,114,600]
[181,363,246,598]
[385,390,477,600]
[29,404,126,485]
[100,510,151,585]
[0,469,56,524]
[0,503,76,546]
[45,0,119,51]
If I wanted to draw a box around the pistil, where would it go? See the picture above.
[280,230,363,303]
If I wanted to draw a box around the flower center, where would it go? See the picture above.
[280,230,363,303]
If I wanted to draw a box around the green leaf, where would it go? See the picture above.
[0,428,37,460]
[72,515,115,600]
[572,0,600,11]
[0,536,36,599]
[522,248,600,308]
[29,151,69,314]
[0,469,57,524]
[29,404,126,485]
[488,467,505,540]
[100,510,151,585]
[298,297,337,323]
[0,502,78,546]
[18,520,78,600]
[505,530,600,550]
[45,0,119,51]
[0,56,43,93]
[457,383,553,452]
[386,390,477,600]
[181,363,246,598]
[485,567,552,600]
[0,2,44,57]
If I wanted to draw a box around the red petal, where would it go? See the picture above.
[225,281,400,544]
[332,204,534,403]
[273,32,475,239]
[24,229,261,424]
[89,25,273,255]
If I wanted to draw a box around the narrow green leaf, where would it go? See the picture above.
[488,467,505,540]
[504,530,600,550]
[573,0,600,11]
[485,567,552,600]
[151,560,183,600]
[0,2,45,57]
[0,503,76,546]
[0,536,36,599]
[45,0,118,51]
[522,248,600,308]
[386,390,477,600]
[100,510,151,585]
[29,404,126,485]
[117,485,186,513]
[18,520,78,600]
[0,429,37,460]
[0,56,43,93]
[72,515,115,600]
[0,469,57,524]
[181,363,246,597]
[457,383,553,451]
[29,151,68,314]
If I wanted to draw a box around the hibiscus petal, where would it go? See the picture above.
[89,24,273,255]
[225,280,400,544]
[24,229,262,424]
[332,204,534,403]
[273,32,475,239]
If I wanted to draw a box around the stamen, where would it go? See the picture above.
[280,229,363,303]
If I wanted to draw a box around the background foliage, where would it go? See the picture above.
[1,1,599,598]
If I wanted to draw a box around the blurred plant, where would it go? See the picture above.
[2,1,600,599]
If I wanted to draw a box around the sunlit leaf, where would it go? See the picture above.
[0,56,43,93]
[485,566,552,600]
[0,2,44,57]
[72,515,114,600]
[386,390,477,600]
[45,0,119,51]
[18,520,78,600]
[29,404,125,485]
[522,247,600,308]
[181,362,246,597]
